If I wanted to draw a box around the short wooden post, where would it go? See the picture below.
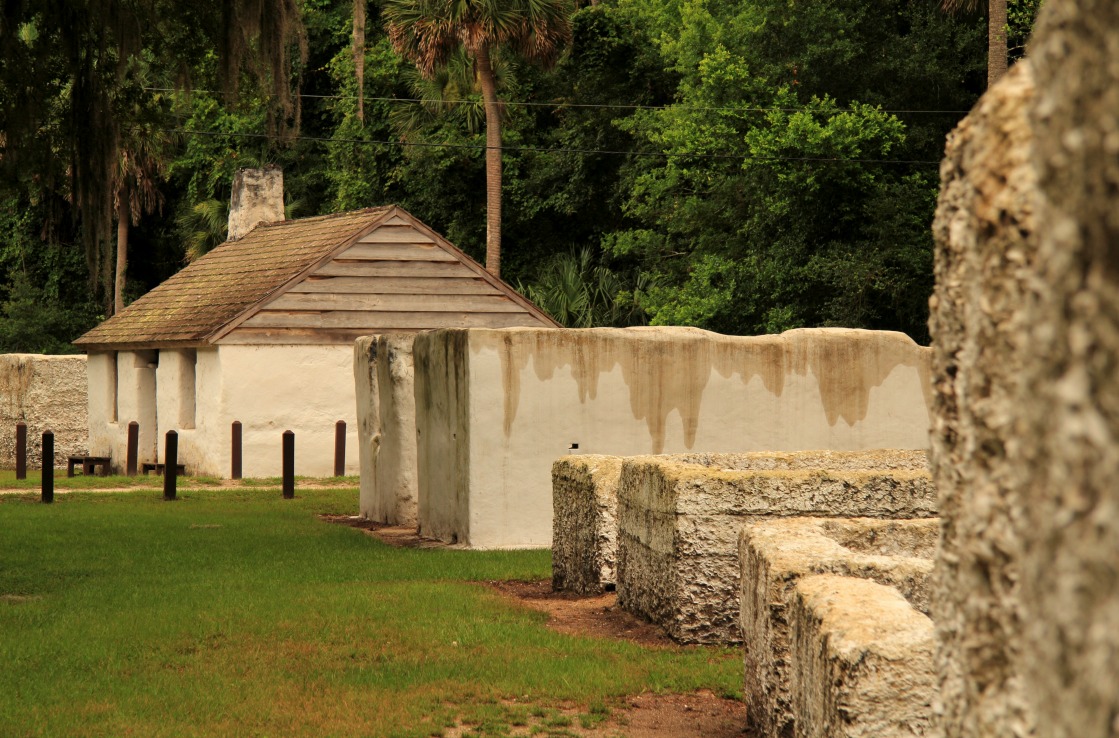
[163,431,178,501]
[126,421,139,476]
[282,430,294,499]
[231,421,242,480]
[15,421,26,480]
[41,430,54,504]
[334,420,346,477]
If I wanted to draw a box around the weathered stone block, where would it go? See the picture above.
[739,517,937,738]
[0,354,88,469]
[928,62,1038,738]
[790,574,935,738]
[616,455,936,645]
[551,455,623,594]
[552,449,927,596]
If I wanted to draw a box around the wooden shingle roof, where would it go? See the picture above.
[75,206,557,350]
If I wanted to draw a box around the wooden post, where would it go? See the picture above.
[231,421,242,480]
[126,421,139,476]
[15,421,26,480]
[282,430,294,499]
[41,430,53,504]
[163,431,178,501]
[334,420,346,477]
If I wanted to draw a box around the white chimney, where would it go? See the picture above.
[227,165,285,241]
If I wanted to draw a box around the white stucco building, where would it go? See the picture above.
[74,192,555,477]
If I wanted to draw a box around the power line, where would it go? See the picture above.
[165,126,941,165]
[143,86,970,116]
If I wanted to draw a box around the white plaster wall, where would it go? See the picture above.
[201,343,361,478]
[154,349,201,471]
[113,350,158,466]
[416,327,933,549]
[355,338,381,517]
[355,335,419,525]
[87,351,116,461]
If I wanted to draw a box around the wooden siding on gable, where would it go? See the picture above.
[221,220,550,344]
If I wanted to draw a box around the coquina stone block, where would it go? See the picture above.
[0,354,88,469]
[739,517,937,738]
[790,574,936,738]
[616,455,936,645]
[929,61,1038,738]
[552,449,928,596]
[551,455,624,594]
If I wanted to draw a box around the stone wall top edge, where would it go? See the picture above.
[426,325,926,348]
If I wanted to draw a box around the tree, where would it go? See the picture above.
[0,0,306,301]
[383,0,573,278]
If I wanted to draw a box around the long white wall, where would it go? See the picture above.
[88,344,360,477]
[414,327,934,549]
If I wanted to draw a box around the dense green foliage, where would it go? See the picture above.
[0,0,1007,350]
[0,488,738,736]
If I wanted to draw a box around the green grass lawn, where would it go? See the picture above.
[0,488,739,737]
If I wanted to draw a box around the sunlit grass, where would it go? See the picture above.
[0,488,739,737]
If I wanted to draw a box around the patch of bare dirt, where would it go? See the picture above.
[440,692,748,738]
[483,579,675,648]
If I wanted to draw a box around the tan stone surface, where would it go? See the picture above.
[739,517,937,738]
[790,574,935,738]
[551,449,928,597]
[551,455,623,594]
[1015,4,1119,735]
[928,62,1038,738]
[0,354,88,468]
[615,456,936,645]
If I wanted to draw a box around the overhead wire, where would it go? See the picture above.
[142,86,971,116]
[164,126,943,165]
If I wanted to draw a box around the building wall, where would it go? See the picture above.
[87,344,359,477]
[414,326,934,549]
[355,335,418,525]
[89,349,158,470]
[0,354,88,468]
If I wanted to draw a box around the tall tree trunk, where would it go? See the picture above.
[114,187,128,315]
[353,0,366,123]
[476,44,502,279]
[988,0,1008,87]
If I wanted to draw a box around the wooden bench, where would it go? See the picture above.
[67,456,111,477]
[141,462,186,476]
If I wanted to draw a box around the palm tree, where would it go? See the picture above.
[944,0,1009,87]
[112,127,170,314]
[383,0,573,279]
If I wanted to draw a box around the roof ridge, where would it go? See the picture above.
[254,205,394,230]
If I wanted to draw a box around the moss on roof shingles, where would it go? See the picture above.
[74,207,391,348]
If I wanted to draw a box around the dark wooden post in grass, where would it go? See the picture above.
[126,421,139,476]
[334,420,346,477]
[282,430,294,499]
[15,421,26,480]
[231,421,242,480]
[41,430,53,504]
[163,431,178,501]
